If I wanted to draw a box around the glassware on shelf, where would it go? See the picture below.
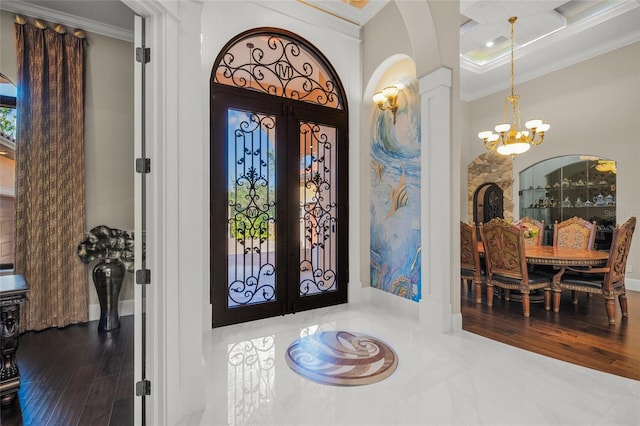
[606,194,615,205]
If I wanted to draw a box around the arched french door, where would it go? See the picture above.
[210,28,349,327]
[473,183,504,239]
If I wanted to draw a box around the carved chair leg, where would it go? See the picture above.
[619,293,628,318]
[553,290,562,313]
[521,292,531,317]
[544,288,551,311]
[572,290,579,304]
[486,283,494,307]
[605,297,616,325]
[460,278,471,291]
[475,281,482,304]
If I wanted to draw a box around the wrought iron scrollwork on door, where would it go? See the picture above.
[214,31,343,109]
[299,122,337,295]
[227,111,277,307]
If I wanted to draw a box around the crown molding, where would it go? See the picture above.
[460,0,640,76]
[1,0,134,42]
[461,31,640,102]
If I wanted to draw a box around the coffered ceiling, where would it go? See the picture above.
[458,0,640,101]
[4,0,640,102]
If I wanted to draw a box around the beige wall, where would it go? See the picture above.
[0,12,18,82]
[0,11,135,304]
[464,41,640,280]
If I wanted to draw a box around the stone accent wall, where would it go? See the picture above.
[467,153,514,223]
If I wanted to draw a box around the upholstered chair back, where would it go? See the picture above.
[607,217,636,284]
[553,216,596,250]
[460,221,480,273]
[480,218,527,281]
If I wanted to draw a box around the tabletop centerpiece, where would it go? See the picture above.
[520,223,539,240]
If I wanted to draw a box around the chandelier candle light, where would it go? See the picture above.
[478,16,550,157]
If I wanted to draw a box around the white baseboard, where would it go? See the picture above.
[363,286,420,322]
[89,298,135,322]
[92,281,638,324]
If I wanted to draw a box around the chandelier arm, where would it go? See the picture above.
[530,133,545,146]
[482,138,498,151]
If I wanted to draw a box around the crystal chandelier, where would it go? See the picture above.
[478,17,550,157]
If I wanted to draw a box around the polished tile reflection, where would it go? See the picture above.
[227,335,276,424]
[181,303,640,425]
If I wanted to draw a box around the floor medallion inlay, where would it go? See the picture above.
[285,331,398,386]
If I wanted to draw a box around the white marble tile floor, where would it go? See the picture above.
[178,303,640,426]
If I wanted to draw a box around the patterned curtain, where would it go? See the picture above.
[14,20,88,331]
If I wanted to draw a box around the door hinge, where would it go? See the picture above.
[136,269,151,285]
[136,158,151,174]
[136,379,151,396]
[136,47,150,64]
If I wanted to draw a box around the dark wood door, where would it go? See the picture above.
[474,183,504,225]
[211,87,348,327]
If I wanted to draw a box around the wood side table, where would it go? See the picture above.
[0,274,29,406]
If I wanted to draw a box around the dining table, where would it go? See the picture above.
[477,242,609,312]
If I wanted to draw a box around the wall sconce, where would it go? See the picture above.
[373,86,399,124]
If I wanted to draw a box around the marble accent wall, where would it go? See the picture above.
[467,153,514,223]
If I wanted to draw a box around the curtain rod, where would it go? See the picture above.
[15,14,86,39]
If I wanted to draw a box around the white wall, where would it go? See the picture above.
[464,42,640,281]
[84,30,135,306]
[0,10,135,309]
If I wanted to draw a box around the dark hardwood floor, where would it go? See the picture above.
[1,315,134,426]
[462,284,640,381]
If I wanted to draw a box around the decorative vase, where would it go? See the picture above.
[92,259,125,332]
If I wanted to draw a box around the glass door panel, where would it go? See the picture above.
[227,109,277,308]
[298,122,337,296]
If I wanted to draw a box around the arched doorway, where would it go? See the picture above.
[473,183,504,231]
[210,28,349,327]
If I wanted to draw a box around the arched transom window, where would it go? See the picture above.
[213,28,344,109]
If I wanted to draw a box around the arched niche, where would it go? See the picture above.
[519,155,617,249]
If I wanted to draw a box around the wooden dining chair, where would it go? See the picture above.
[552,216,598,301]
[460,221,483,303]
[515,217,544,246]
[558,217,636,324]
[479,218,551,317]
[553,216,597,250]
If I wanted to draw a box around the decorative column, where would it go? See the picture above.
[418,67,458,332]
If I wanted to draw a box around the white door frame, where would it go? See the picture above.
[126,1,207,424]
